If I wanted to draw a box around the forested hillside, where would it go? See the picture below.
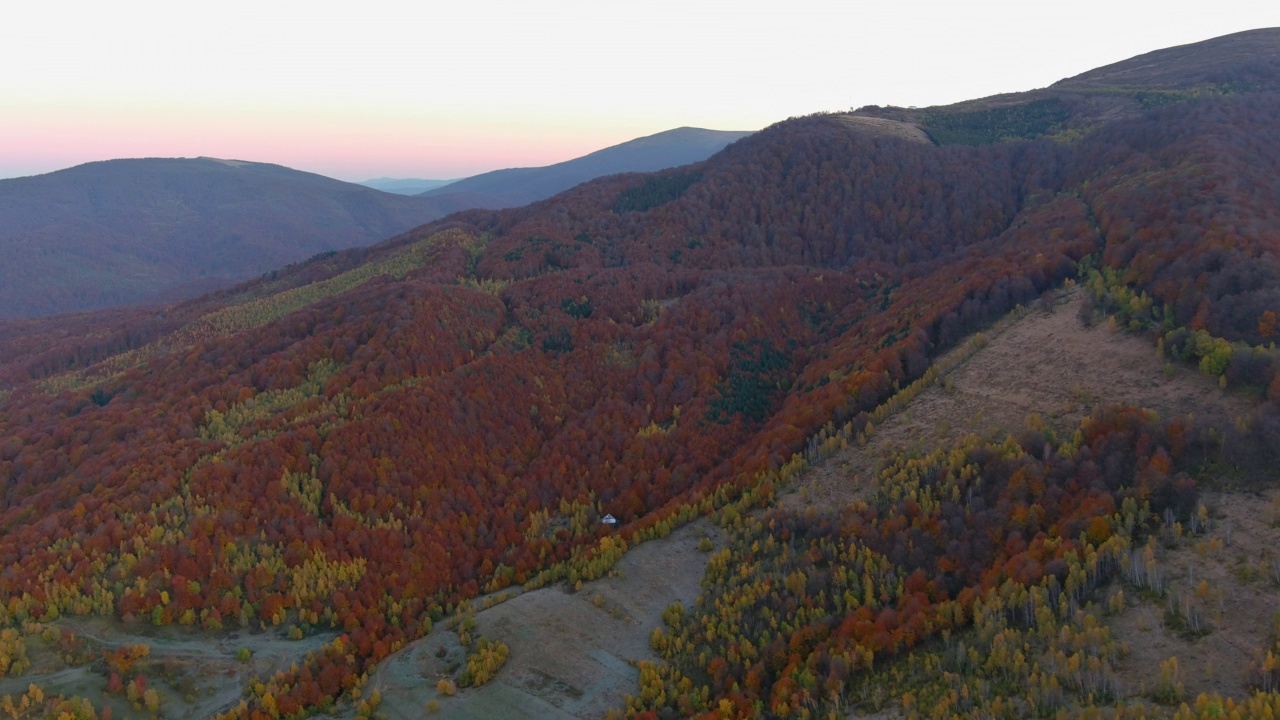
[0,29,1278,720]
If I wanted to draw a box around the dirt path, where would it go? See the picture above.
[355,520,721,720]
[0,619,336,720]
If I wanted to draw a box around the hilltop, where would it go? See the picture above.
[855,27,1280,145]
[1055,27,1280,90]
[0,29,1278,720]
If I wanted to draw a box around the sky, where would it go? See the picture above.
[1,1,1277,182]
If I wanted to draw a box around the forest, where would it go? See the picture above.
[0,29,1278,720]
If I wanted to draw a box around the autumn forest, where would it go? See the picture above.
[0,28,1279,720]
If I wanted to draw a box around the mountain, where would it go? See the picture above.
[363,128,752,203]
[357,177,457,195]
[847,28,1280,151]
[0,157,480,319]
[0,30,1279,720]
[420,126,753,208]
[1054,26,1280,90]
[0,128,748,320]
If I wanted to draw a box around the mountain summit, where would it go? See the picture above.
[1054,27,1280,90]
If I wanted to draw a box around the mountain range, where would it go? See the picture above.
[418,127,752,208]
[0,127,749,319]
[0,28,1278,720]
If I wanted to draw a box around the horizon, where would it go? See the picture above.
[2,1,1277,183]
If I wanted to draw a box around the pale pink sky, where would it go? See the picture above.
[0,107,613,180]
[1,1,1276,182]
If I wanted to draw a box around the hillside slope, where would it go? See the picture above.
[0,30,1277,720]
[349,289,1271,719]
[420,127,752,208]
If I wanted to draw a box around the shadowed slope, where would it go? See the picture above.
[0,158,474,318]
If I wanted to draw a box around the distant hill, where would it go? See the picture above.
[0,128,750,319]
[421,126,753,208]
[0,157,474,318]
[357,177,457,195]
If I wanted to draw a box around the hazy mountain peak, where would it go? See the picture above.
[420,126,754,208]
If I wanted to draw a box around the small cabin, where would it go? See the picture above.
[601,514,618,526]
